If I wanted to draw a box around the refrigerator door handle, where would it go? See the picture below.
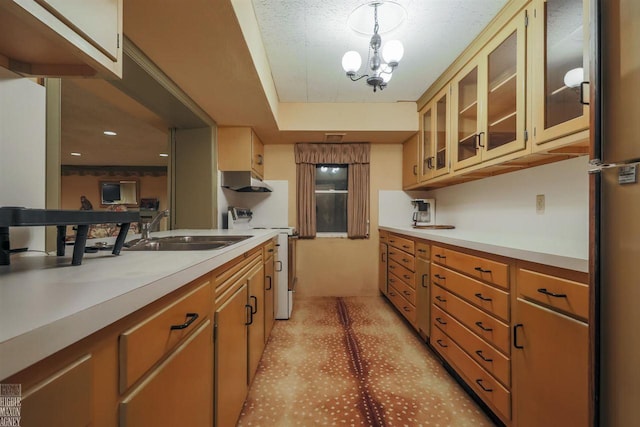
[588,158,640,174]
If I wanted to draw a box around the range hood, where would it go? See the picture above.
[221,171,273,192]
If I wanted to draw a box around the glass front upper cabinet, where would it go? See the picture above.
[419,85,450,182]
[452,10,527,170]
[532,0,589,145]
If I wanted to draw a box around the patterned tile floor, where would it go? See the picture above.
[237,296,496,427]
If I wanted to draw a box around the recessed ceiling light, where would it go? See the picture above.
[71,152,82,156]
[159,153,169,157]
[103,130,117,136]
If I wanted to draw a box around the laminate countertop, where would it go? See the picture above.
[379,225,589,273]
[0,229,278,380]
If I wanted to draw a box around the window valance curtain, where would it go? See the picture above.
[295,143,370,239]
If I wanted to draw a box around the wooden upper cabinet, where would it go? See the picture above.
[452,10,527,171]
[218,127,265,179]
[419,85,450,182]
[0,0,122,78]
[402,133,419,189]
[530,0,589,148]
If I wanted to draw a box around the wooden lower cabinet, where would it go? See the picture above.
[264,241,276,341]
[415,253,430,337]
[247,262,266,384]
[513,300,589,427]
[119,320,213,427]
[215,283,249,427]
[379,241,388,295]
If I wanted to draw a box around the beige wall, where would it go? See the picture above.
[264,143,403,297]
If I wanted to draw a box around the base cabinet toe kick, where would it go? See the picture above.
[378,229,590,426]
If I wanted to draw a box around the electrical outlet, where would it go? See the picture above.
[536,194,545,214]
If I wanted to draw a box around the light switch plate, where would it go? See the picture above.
[536,194,545,214]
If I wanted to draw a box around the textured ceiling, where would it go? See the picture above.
[251,0,508,103]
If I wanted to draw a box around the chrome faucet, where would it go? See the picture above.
[141,209,169,239]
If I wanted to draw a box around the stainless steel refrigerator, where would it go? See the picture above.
[592,0,640,424]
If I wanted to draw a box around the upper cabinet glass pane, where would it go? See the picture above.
[457,67,479,162]
[422,108,432,174]
[435,94,447,170]
[487,31,517,150]
[544,0,585,129]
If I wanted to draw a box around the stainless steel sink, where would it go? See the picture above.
[124,235,252,251]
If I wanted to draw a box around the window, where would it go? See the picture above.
[315,164,348,233]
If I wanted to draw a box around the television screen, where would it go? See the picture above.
[101,183,121,203]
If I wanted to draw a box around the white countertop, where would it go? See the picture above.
[0,229,278,380]
[379,225,589,273]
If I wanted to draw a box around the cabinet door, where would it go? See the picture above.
[531,0,589,145]
[379,243,388,295]
[402,133,419,189]
[452,59,484,170]
[483,13,527,161]
[415,257,430,337]
[264,252,276,342]
[119,320,213,427]
[247,263,265,384]
[513,299,588,427]
[419,105,434,181]
[251,131,265,179]
[432,87,450,178]
[215,284,249,427]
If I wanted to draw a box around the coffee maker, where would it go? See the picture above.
[411,199,435,226]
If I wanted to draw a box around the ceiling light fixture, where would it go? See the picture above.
[70,152,82,156]
[103,130,117,136]
[341,1,405,92]
[159,153,169,157]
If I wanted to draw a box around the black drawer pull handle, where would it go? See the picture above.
[537,288,567,298]
[435,317,447,325]
[390,278,396,283]
[245,304,254,326]
[389,239,395,243]
[514,324,524,349]
[418,249,427,253]
[403,306,411,312]
[435,295,447,302]
[475,350,493,362]
[434,274,446,280]
[403,290,411,296]
[474,293,492,302]
[403,274,411,280]
[421,274,428,288]
[389,265,396,269]
[250,295,258,314]
[402,245,411,249]
[266,275,272,290]
[474,267,492,273]
[268,248,274,253]
[436,339,448,348]
[476,379,493,392]
[170,312,199,330]
[389,291,396,297]
[475,321,493,332]
[435,254,446,259]
[402,258,410,263]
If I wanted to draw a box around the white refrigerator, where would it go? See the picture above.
[593,0,640,424]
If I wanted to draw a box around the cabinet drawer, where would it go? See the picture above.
[263,239,276,260]
[433,285,510,355]
[388,247,415,271]
[389,273,416,305]
[388,234,415,254]
[119,280,211,392]
[432,305,510,388]
[415,241,430,260]
[379,230,389,243]
[432,246,509,290]
[388,259,415,288]
[432,264,510,321]
[517,268,589,321]
[388,284,417,325]
[432,325,511,423]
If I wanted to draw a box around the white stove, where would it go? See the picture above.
[228,207,296,319]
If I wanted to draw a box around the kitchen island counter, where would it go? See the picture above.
[380,225,588,273]
[0,228,278,379]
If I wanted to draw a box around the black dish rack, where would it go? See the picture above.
[0,207,139,266]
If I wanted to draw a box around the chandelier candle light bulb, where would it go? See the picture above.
[341,1,405,92]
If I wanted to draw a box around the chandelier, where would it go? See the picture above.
[341,1,405,92]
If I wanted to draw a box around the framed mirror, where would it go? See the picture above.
[99,180,139,207]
